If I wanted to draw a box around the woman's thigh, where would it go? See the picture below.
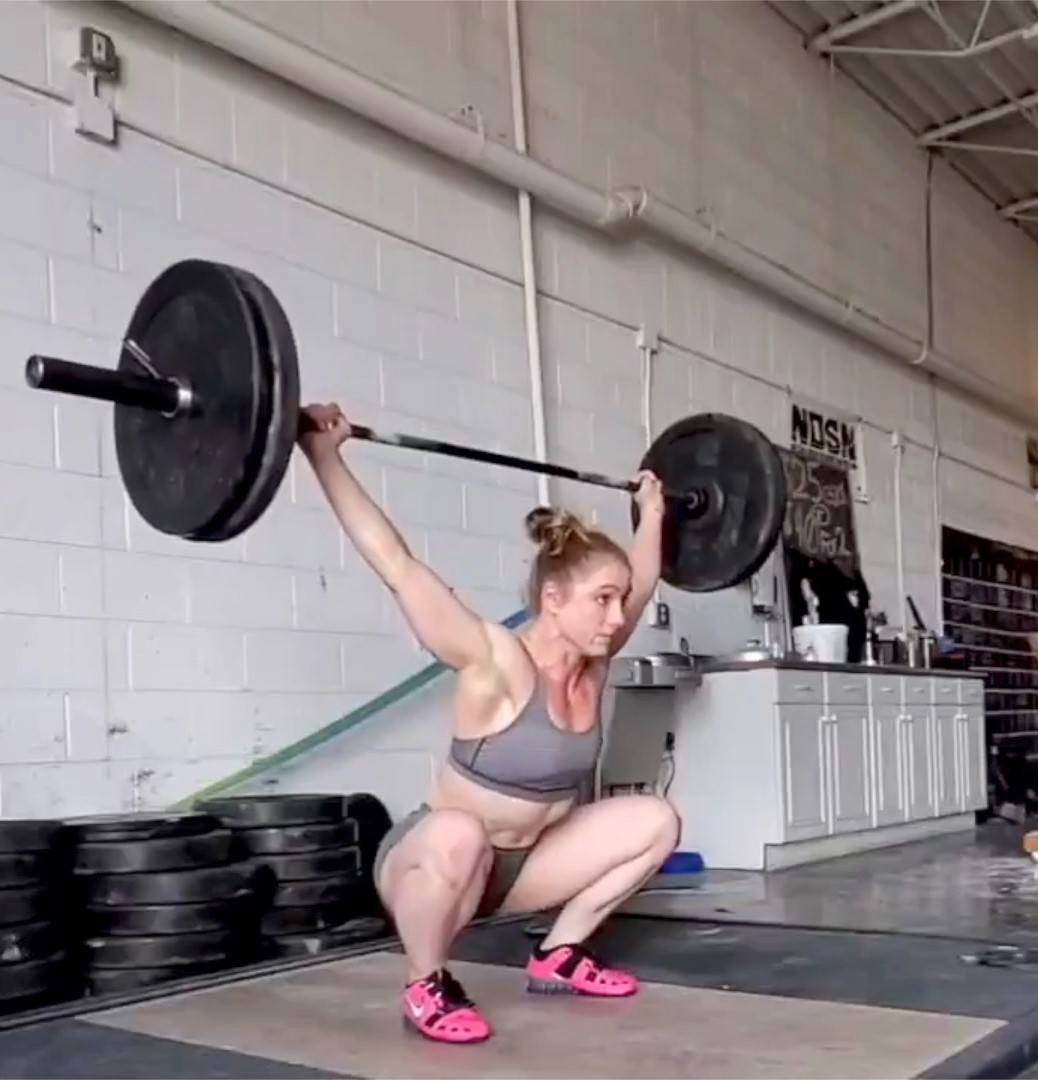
[376,807,490,910]
[496,794,680,915]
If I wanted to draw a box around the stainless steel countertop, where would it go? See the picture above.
[699,658,986,679]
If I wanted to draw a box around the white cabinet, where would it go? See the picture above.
[900,708,933,820]
[958,705,987,811]
[932,705,960,817]
[828,706,872,833]
[779,705,826,841]
[664,664,988,871]
[778,699,871,840]
[871,705,904,826]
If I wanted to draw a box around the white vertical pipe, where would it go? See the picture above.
[892,433,908,635]
[506,0,549,508]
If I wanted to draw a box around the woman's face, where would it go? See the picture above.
[542,556,631,656]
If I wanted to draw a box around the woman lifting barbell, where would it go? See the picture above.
[298,401,680,1045]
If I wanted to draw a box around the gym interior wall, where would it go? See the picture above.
[0,0,1035,819]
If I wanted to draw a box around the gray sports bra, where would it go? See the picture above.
[448,666,602,803]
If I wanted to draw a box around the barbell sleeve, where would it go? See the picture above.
[25,356,190,417]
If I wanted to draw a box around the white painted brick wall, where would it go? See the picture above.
[0,0,1033,815]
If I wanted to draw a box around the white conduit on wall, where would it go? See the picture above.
[123,0,1036,434]
[505,0,549,508]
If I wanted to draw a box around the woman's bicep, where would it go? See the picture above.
[391,559,492,670]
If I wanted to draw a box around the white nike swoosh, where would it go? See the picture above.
[408,999,424,1018]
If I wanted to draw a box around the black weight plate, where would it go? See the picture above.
[0,953,68,1002]
[74,830,232,875]
[239,820,358,855]
[341,794,392,915]
[261,902,354,936]
[85,929,235,970]
[197,794,345,829]
[0,921,62,965]
[634,413,786,593]
[84,891,253,937]
[115,259,265,539]
[64,812,222,844]
[252,850,360,885]
[80,864,249,907]
[269,872,362,909]
[0,820,64,854]
[0,886,51,927]
[0,852,53,889]
[269,916,387,958]
[207,266,300,542]
[252,847,360,883]
[343,793,392,859]
[87,959,227,996]
[189,265,275,545]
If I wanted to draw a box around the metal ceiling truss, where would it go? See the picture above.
[773,0,1038,233]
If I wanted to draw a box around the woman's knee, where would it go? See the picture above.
[379,809,489,903]
[639,795,681,853]
[417,809,491,882]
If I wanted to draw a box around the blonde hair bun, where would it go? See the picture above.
[524,506,590,558]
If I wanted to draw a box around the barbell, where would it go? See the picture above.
[23,259,787,592]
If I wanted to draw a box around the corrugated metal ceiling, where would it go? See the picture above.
[769,0,1038,240]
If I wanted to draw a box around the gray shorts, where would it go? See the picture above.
[373,804,531,918]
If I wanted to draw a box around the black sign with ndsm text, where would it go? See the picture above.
[790,403,858,466]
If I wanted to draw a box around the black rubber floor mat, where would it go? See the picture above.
[73,831,232,875]
[198,795,345,828]
[64,813,223,844]
[0,921,62,966]
[237,820,358,855]
[0,953,68,1001]
[84,930,236,970]
[251,847,360,883]
[0,886,52,927]
[82,891,254,936]
[79,864,250,907]
[0,820,64,855]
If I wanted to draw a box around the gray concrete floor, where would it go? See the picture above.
[6,820,1038,1077]
[623,820,1038,944]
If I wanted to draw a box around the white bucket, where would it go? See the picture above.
[793,623,849,663]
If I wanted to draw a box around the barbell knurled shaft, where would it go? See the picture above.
[347,424,707,510]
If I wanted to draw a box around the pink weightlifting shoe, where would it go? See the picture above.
[402,969,492,1044]
[526,942,639,997]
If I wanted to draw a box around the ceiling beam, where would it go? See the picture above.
[808,0,924,53]
[919,89,1038,144]
[1000,193,1038,217]
[820,21,1038,58]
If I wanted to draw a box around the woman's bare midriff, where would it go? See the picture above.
[427,760,576,849]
